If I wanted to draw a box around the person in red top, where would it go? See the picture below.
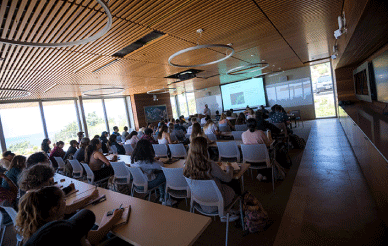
[49,141,65,170]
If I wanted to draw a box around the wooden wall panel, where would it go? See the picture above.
[334,66,358,102]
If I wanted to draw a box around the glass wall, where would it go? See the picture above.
[104,98,128,134]
[186,92,197,115]
[82,99,108,138]
[170,96,178,119]
[177,93,188,117]
[0,102,45,155]
[43,100,80,151]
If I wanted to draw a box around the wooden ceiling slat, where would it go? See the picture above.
[1,0,18,39]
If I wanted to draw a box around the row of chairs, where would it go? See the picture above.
[110,144,134,155]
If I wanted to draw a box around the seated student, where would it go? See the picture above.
[174,119,187,132]
[73,138,90,163]
[140,128,158,144]
[186,117,198,135]
[215,110,221,121]
[255,111,280,134]
[16,186,122,246]
[137,127,145,138]
[183,137,239,219]
[108,134,125,155]
[85,139,115,181]
[200,115,209,125]
[203,119,220,136]
[93,135,100,139]
[1,155,26,190]
[100,131,109,154]
[235,113,246,125]
[41,139,52,156]
[112,126,120,136]
[242,118,271,147]
[122,126,129,139]
[77,132,84,145]
[49,141,65,169]
[259,105,269,119]
[269,105,290,125]
[125,131,140,147]
[26,152,50,168]
[190,122,213,145]
[18,164,99,213]
[64,140,78,160]
[246,108,255,120]
[218,113,234,131]
[0,151,15,170]
[0,173,18,205]
[157,125,176,144]
[226,110,236,121]
[131,139,175,206]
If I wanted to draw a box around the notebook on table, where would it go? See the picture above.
[100,205,131,227]
[219,162,240,171]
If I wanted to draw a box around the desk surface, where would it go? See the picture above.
[54,174,211,246]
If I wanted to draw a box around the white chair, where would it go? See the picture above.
[153,144,168,158]
[110,145,118,154]
[54,156,66,173]
[231,131,244,140]
[153,134,158,140]
[219,125,231,132]
[123,144,134,155]
[68,159,84,179]
[216,141,240,162]
[110,162,131,186]
[168,144,187,158]
[241,144,274,191]
[127,167,164,201]
[235,124,248,131]
[206,133,217,142]
[81,163,110,186]
[184,178,243,246]
[161,167,190,206]
[0,206,23,246]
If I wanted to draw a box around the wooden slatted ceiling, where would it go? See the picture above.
[0,0,343,101]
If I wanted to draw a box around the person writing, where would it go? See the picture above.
[218,113,234,131]
[157,125,176,144]
[0,151,15,170]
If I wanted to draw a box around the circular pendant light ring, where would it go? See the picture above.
[227,62,270,75]
[82,87,124,97]
[147,88,177,94]
[168,44,235,68]
[0,0,112,47]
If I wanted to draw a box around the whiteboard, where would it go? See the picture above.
[196,95,223,115]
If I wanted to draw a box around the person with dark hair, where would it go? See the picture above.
[1,155,26,190]
[255,110,281,134]
[190,122,210,143]
[100,131,109,153]
[64,140,78,160]
[270,105,289,124]
[131,139,174,205]
[93,135,100,139]
[174,119,187,132]
[140,128,157,144]
[85,138,115,181]
[122,126,129,139]
[226,110,236,121]
[76,132,84,144]
[125,131,139,147]
[16,186,120,245]
[187,117,198,134]
[112,126,120,136]
[242,118,271,147]
[215,110,221,121]
[49,141,65,169]
[73,138,90,163]
[259,105,269,119]
[26,152,50,168]
[41,139,52,155]
[157,125,175,144]
[235,113,246,125]
[0,151,15,170]
[108,134,125,155]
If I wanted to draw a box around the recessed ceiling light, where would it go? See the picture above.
[251,55,254,57]
[262,59,265,62]
[227,43,233,46]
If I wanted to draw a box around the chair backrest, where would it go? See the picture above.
[153,134,158,140]
[235,124,248,131]
[110,162,131,182]
[290,110,301,118]
[219,125,231,132]
[68,160,83,177]
[168,144,187,158]
[110,145,118,154]
[54,157,66,170]
[152,144,168,157]
[231,131,244,140]
[81,163,95,184]
[0,206,17,226]
[162,167,190,193]
[185,133,191,140]
[240,144,270,166]
[123,144,134,155]
[216,141,240,162]
[273,122,288,137]
[206,133,217,142]
[170,133,179,142]
[128,167,149,191]
[184,177,225,216]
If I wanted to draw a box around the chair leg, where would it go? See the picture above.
[250,169,253,179]
[225,213,229,246]
[1,226,6,245]
[239,199,244,231]
[272,166,275,191]
[241,175,245,192]
[148,191,151,201]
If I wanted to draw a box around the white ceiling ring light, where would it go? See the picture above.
[0,88,31,100]
[226,62,270,75]
[146,88,177,94]
[82,86,124,97]
[168,44,235,68]
[0,0,112,47]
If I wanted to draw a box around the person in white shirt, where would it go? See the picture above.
[200,115,210,125]
[203,119,220,136]
[203,104,211,116]
[187,117,197,135]
[125,131,140,147]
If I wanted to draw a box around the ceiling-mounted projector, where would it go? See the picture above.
[334,13,347,39]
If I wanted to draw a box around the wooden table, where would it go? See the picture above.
[54,174,211,246]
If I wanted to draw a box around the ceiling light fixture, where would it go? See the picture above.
[44,83,58,93]
[0,0,112,47]
[226,62,269,75]
[153,95,158,101]
[92,59,119,73]
[168,29,235,67]
[0,88,31,100]
[147,88,177,94]
[82,86,125,97]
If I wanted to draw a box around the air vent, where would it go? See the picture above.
[112,31,166,57]
[165,69,203,82]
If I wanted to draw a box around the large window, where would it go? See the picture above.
[82,99,107,138]
[177,93,188,117]
[104,98,128,134]
[186,92,197,115]
[0,102,45,155]
[43,100,80,151]
[170,96,178,119]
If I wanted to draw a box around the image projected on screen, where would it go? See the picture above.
[230,92,245,105]
[220,77,266,111]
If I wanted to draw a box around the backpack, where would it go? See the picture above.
[289,134,306,149]
[242,191,269,233]
[275,142,292,168]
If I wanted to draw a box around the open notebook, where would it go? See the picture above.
[101,206,131,227]
[219,162,240,171]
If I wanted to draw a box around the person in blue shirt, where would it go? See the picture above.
[112,126,120,136]
[2,155,26,190]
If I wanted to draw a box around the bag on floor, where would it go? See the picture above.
[289,134,306,149]
[242,191,269,233]
[272,160,286,180]
[275,143,292,168]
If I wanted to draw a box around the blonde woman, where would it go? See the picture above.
[203,119,220,136]
[218,113,234,131]
[190,122,212,143]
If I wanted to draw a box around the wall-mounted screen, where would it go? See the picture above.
[353,61,372,102]
[220,77,266,111]
[372,50,388,103]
